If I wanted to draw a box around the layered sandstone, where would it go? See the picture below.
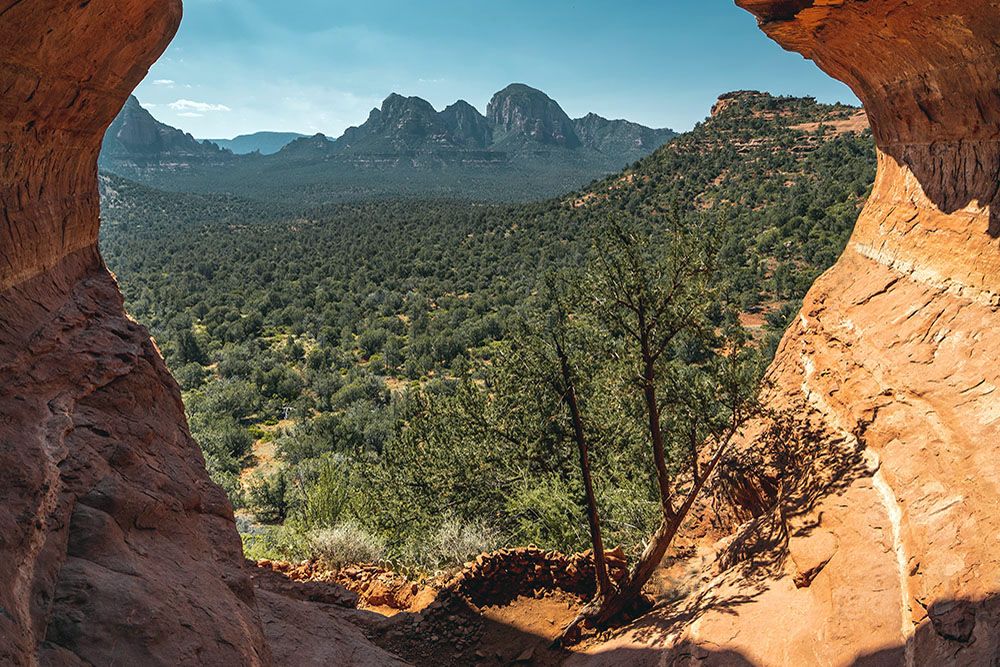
[0,2,273,664]
[577,1,1000,664]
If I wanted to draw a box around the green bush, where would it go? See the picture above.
[507,475,588,553]
[195,417,254,474]
[241,522,310,562]
[292,455,353,529]
[174,362,210,390]
[246,471,290,524]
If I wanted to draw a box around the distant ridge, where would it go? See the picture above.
[205,132,310,155]
[99,85,678,203]
[329,83,675,159]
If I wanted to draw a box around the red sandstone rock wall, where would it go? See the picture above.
[0,0,181,291]
[577,2,1000,664]
[0,2,272,664]
[744,3,1000,659]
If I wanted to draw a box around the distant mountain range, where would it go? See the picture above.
[99,84,677,203]
[329,84,675,158]
[205,132,309,155]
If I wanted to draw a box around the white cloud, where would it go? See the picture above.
[153,79,176,86]
[169,99,232,113]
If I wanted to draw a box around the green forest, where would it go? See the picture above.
[99,92,876,572]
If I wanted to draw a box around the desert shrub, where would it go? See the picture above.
[194,417,254,473]
[596,479,660,557]
[507,474,589,553]
[402,517,503,573]
[307,523,386,568]
[174,362,210,390]
[241,522,310,562]
[289,455,354,529]
[186,379,261,422]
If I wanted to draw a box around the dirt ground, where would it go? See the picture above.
[359,589,586,667]
[252,545,707,666]
[254,556,617,666]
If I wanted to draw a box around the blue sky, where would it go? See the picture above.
[134,0,859,139]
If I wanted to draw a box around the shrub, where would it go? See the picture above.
[358,327,389,359]
[404,517,503,573]
[196,417,255,473]
[294,455,353,529]
[187,379,261,422]
[174,362,210,390]
[307,523,386,568]
[507,475,588,554]
[241,522,310,562]
[246,471,290,524]
[175,329,207,365]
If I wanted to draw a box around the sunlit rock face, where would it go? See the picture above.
[575,1,1000,665]
[0,2,271,664]
[752,0,1000,301]
[746,4,1000,654]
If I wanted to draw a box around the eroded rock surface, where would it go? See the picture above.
[575,1,1000,664]
[1,3,417,664]
[0,1,270,664]
[0,254,271,665]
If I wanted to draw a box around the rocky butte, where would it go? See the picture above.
[100,95,234,175]
[0,1,997,666]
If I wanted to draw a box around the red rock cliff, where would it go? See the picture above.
[577,2,1000,664]
[746,1,1000,660]
[0,2,271,664]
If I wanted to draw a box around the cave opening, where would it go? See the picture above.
[2,0,1000,665]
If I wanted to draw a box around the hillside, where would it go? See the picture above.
[98,85,677,204]
[572,91,873,306]
[99,91,876,568]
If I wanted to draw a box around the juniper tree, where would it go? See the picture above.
[544,215,763,640]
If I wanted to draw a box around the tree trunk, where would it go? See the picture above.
[558,429,737,643]
[558,344,612,598]
[637,305,676,518]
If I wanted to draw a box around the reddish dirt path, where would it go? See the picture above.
[365,591,584,666]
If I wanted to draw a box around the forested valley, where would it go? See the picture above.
[99,91,875,573]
